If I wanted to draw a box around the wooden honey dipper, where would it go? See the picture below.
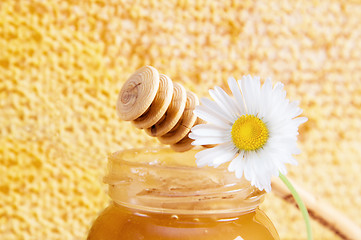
[116,66,203,152]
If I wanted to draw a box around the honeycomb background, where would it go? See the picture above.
[1,0,361,239]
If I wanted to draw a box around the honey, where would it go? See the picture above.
[87,148,279,240]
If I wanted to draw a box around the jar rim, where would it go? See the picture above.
[105,147,265,214]
[108,147,229,172]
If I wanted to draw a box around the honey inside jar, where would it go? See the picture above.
[87,148,279,240]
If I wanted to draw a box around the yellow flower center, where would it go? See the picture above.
[231,115,269,151]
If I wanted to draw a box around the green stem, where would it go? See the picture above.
[279,173,313,240]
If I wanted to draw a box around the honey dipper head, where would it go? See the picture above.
[116,66,160,121]
[116,65,202,152]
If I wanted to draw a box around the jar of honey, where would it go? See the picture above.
[87,148,279,240]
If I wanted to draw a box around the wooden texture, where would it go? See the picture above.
[171,118,203,152]
[132,74,174,129]
[118,66,202,151]
[116,66,160,121]
[158,91,199,144]
[145,82,187,137]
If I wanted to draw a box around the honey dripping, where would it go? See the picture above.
[116,66,207,152]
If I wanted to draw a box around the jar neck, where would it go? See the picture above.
[104,148,265,215]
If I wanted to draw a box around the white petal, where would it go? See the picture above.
[228,77,246,115]
[196,152,218,167]
[274,159,288,175]
[250,76,262,115]
[195,142,236,167]
[239,76,261,115]
[286,101,303,119]
[194,106,230,128]
[239,78,252,115]
[243,151,272,192]
[200,98,235,124]
[265,141,299,165]
[190,134,232,145]
[213,148,238,168]
[262,182,272,193]
[263,145,287,177]
[270,136,300,154]
[259,77,273,118]
[293,117,308,126]
[265,82,287,120]
[214,86,240,120]
[228,154,239,172]
[273,82,285,94]
[243,152,255,182]
[234,153,246,179]
[209,88,238,122]
[191,124,231,137]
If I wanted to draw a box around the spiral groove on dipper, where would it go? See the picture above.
[116,66,202,152]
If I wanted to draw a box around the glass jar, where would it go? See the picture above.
[87,148,279,240]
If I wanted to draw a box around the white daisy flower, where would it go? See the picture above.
[189,75,307,192]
